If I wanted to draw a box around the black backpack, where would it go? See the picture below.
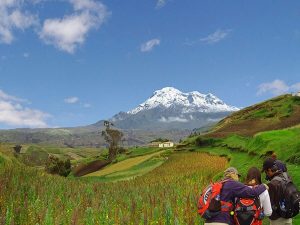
[273,174,300,218]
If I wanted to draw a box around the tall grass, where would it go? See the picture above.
[0,152,226,224]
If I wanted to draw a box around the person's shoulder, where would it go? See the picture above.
[259,189,269,198]
[223,179,244,187]
[269,177,282,187]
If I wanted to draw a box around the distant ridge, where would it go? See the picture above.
[0,87,240,146]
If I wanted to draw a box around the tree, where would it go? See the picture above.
[101,121,124,161]
[45,155,71,177]
[13,145,22,154]
[150,138,169,143]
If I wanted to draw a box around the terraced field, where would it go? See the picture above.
[84,150,165,177]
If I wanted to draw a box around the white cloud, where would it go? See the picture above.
[257,80,300,96]
[0,89,27,102]
[140,38,160,52]
[83,103,91,108]
[199,29,231,44]
[257,80,290,96]
[207,118,223,122]
[39,0,110,53]
[0,1,38,44]
[156,0,167,9]
[159,116,188,123]
[291,83,300,92]
[0,89,50,128]
[64,97,79,104]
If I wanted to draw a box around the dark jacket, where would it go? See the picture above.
[268,171,285,220]
[205,179,266,225]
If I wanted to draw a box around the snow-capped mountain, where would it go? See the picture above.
[128,87,239,114]
[110,87,239,130]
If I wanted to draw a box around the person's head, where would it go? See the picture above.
[262,157,279,179]
[224,167,241,181]
[245,167,262,185]
[271,152,277,160]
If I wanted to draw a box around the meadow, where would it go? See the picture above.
[0,151,227,225]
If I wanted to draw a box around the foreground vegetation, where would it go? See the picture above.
[185,125,300,224]
[0,151,226,224]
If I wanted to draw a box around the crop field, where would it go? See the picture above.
[85,150,165,177]
[0,152,226,225]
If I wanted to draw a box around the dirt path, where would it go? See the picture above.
[84,150,165,177]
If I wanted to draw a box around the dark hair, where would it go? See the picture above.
[245,167,262,185]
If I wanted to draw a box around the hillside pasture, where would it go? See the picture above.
[209,94,300,137]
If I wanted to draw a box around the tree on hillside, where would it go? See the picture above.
[150,138,170,143]
[45,155,71,177]
[13,145,22,154]
[101,121,124,161]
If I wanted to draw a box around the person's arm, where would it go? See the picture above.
[231,181,266,198]
[259,189,272,216]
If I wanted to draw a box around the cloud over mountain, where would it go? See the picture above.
[0,89,50,128]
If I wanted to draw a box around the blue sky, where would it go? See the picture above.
[0,0,300,129]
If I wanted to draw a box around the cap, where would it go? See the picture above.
[262,157,276,172]
[224,167,241,178]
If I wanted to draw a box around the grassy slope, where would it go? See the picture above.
[83,157,166,182]
[209,94,300,137]
[84,150,166,177]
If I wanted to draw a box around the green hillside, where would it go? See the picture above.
[209,94,300,137]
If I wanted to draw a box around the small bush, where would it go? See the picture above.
[45,155,71,177]
[195,137,216,147]
[13,145,22,154]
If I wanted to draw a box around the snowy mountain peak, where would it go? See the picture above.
[128,87,239,115]
[153,87,182,95]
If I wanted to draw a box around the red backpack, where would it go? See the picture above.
[198,180,233,220]
[234,197,264,225]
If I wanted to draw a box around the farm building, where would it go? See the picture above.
[148,141,174,148]
[158,142,174,148]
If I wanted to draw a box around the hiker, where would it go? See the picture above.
[271,153,288,174]
[262,157,299,225]
[265,153,288,181]
[199,167,267,225]
[234,167,272,225]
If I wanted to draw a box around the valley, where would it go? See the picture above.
[0,93,300,224]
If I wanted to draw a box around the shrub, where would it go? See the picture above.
[45,155,71,177]
[195,137,216,147]
[13,145,22,154]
